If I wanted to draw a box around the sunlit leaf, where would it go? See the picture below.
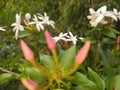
[0,73,12,85]
[88,68,105,90]
[25,67,46,85]
[106,74,120,90]
[59,45,76,71]
[40,54,55,69]
[71,72,97,89]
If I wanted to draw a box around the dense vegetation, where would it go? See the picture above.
[0,0,120,90]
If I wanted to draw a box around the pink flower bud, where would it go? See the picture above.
[75,41,91,64]
[20,39,34,61]
[45,30,56,50]
[25,13,31,20]
[117,36,120,43]
[24,13,31,26]
[21,78,39,90]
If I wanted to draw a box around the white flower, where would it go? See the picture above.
[11,13,24,39]
[65,32,78,45]
[105,11,117,21]
[53,32,68,42]
[87,6,107,27]
[37,12,55,29]
[98,6,117,21]
[53,32,78,45]
[113,8,120,19]
[87,6,118,27]
[28,12,55,31]
[0,26,6,31]
[28,14,44,31]
[79,37,85,41]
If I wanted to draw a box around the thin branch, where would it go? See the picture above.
[0,67,20,79]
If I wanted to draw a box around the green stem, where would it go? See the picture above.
[94,30,102,66]
[66,63,79,76]
[0,67,20,78]
[31,60,47,75]
[51,50,58,65]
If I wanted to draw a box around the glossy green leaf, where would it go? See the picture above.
[106,74,120,90]
[88,68,105,90]
[59,45,76,71]
[71,72,97,90]
[0,73,12,85]
[40,54,55,69]
[25,67,46,85]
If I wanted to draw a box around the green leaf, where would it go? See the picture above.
[25,67,46,85]
[88,68,105,90]
[18,29,31,38]
[40,54,55,69]
[101,38,116,45]
[106,74,120,90]
[85,37,96,44]
[72,85,97,90]
[0,73,12,85]
[18,61,32,72]
[59,45,76,71]
[98,43,117,67]
[71,72,97,90]
[102,28,117,38]
[0,53,16,66]
[98,43,117,79]
[9,52,23,67]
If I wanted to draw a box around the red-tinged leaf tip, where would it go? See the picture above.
[75,41,91,64]
[21,78,39,90]
[20,39,34,61]
[45,30,56,50]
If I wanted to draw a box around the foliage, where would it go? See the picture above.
[0,0,120,90]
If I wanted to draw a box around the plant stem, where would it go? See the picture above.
[0,67,20,78]
[66,63,78,76]
[52,50,58,65]
[94,30,101,66]
[31,60,47,75]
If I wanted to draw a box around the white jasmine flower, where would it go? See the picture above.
[87,6,108,27]
[105,11,117,21]
[0,26,6,31]
[87,6,118,27]
[28,14,44,31]
[37,12,55,29]
[53,32,68,42]
[113,8,120,19]
[98,6,117,21]
[66,32,78,45]
[29,12,55,31]
[11,13,24,39]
